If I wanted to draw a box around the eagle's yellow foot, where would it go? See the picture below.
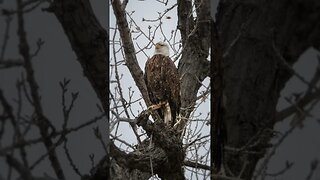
[147,104,161,111]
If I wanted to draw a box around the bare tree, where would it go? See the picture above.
[0,0,108,180]
[110,0,211,179]
[217,0,320,179]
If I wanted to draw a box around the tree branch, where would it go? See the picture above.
[16,0,64,179]
[6,155,33,180]
[49,0,108,111]
[111,0,151,107]
[275,89,320,122]
[176,0,211,134]
[184,160,210,171]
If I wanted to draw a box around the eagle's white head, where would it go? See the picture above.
[154,41,170,57]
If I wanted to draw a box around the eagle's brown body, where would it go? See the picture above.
[144,54,180,126]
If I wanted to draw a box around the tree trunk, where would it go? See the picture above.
[216,0,320,179]
[48,0,109,179]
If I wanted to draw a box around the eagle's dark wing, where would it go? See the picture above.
[144,54,180,126]
[162,56,180,126]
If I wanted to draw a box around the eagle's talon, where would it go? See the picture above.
[147,104,162,112]
[147,105,153,111]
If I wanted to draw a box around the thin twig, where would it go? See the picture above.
[16,0,64,178]
[0,15,12,62]
[63,138,82,177]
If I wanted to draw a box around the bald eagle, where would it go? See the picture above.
[144,42,181,126]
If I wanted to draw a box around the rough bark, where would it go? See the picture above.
[216,0,320,179]
[177,0,211,118]
[211,20,224,173]
[109,110,185,180]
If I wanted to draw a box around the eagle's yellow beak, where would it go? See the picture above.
[155,43,160,49]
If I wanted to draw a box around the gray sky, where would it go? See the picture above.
[266,48,320,180]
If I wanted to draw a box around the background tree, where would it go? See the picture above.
[0,0,108,180]
[217,1,320,179]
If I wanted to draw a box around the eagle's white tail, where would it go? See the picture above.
[164,102,172,125]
